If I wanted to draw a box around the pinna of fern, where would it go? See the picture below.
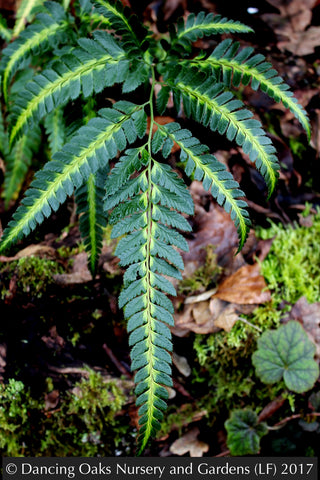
[0,1,311,455]
[0,1,71,103]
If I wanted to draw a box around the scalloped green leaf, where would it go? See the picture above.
[252,321,319,393]
[225,409,268,456]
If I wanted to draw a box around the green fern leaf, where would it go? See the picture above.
[193,39,311,139]
[8,31,129,146]
[0,14,12,42]
[155,121,251,250]
[171,12,253,51]
[1,2,69,103]
[169,72,279,196]
[156,86,171,116]
[12,0,46,38]
[122,60,151,93]
[44,107,66,155]
[91,0,150,54]
[79,0,111,29]
[0,103,141,253]
[0,102,10,159]
[76,170,107,277]
[104,147,192,454]
[3,127,41,208]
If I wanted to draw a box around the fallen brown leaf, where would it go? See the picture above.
[278,27,320,56]
[265,0,316,30]
[54,252,92,284]
[170,427,209,457]
[173,301,217,336]
[173,297,240,335]
[44,390,60,411]
[210,299,239,332]
[183,182,246,275]
[172,352,191,377]
[262,0,320,54]
[0,244,56,262]
[214,264,271,305]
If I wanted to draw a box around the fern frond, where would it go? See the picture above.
[76,170,107,277]
[0,104,10,159]
[0,14,12,42]
[104,147,192,453]
[91,0,150,54]
[8,31,129,146]
[171,12,253,51]
[80,12,111,30]
[3,127,41,208]
[78,0,111,30]
[169,73,279,196]
[192,39,311,139]
[1,2,69,103]
[13,0,46,38]
[0,102,142,253]
[154,121,250,250]
[44,107,66,155]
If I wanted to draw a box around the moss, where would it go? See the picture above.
[1,256,63,299]
[0,370,134,456]
[157,403,198,438]
[179,245,222,294]
[186,206,320,440]
[0,379,40,456]
[56,244,84,260]
[257,208,320,304]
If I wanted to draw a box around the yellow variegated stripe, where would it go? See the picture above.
[4,134,29,206]
[157,122,248,250]
[81,13,111,28]
[63,0,71,10]
[1,118,126,252]
[9,53,124,146]
[86,173,99,274]
[177,21,253,40]
[94,0,133,36]
[3,21,67,102]
[176,81,278,193]
[0,21,11,42]
[194,56,311,140]
[13,0,45,37]
[137,66,159,454]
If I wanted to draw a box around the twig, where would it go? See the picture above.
[258,396,286,422]
[215,449,230,457]
[238,317,262,332]
[269,412,320,430]
[48,366,91,377]
[102,343,131,379]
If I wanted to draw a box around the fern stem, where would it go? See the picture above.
[147,66,156,153]
[137,65,157,455]
[87,173,98,273]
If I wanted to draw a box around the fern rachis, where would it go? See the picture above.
[0,1,311,454]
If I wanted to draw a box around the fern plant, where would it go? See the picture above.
[0,0,310,454]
